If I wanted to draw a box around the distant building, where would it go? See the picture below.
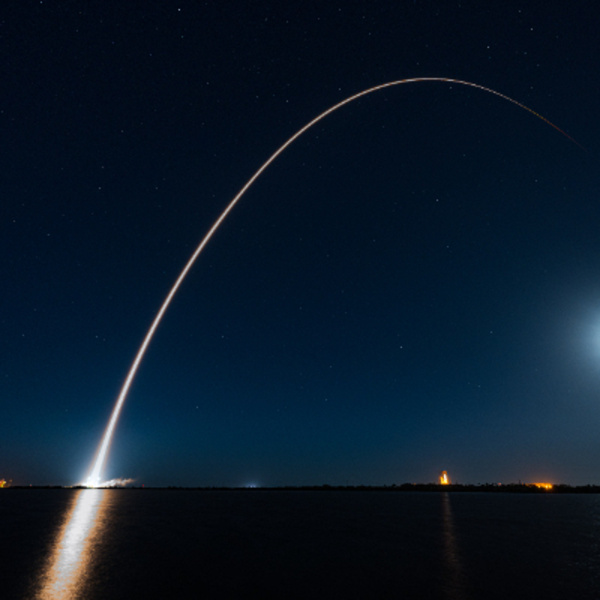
[439,471,450,485]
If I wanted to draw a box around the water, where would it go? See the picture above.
[2,489,600,599]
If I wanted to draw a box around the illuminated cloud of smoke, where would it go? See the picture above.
[98,478,135,488]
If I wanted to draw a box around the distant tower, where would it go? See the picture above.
[439,471,450,485]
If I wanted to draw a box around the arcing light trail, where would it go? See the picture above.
[83,77,579,487]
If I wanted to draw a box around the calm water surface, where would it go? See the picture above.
[2,490,600,599]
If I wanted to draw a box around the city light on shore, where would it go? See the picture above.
[532,483,553,490]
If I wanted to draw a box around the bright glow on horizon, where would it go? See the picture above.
[83,78,579,487]
[532,482,553,490]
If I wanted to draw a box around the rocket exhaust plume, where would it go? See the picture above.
[84,78,580,487]
[96,478,135,488]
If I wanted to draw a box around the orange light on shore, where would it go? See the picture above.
[440,471,450,485]
[532,482,553,490]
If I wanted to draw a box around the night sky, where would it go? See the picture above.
[2,2,599,487]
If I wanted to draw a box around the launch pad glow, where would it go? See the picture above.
[83,78,579,487]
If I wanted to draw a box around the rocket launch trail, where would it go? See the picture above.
[84,77,579,487]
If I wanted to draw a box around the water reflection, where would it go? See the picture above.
[34,489,107,600]
[441,492,468,600]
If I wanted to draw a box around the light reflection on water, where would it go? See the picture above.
[33,489,107,600]
[441,492,468,600]
[17,490,600,598]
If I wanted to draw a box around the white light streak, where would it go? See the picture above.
[84,77,579,486]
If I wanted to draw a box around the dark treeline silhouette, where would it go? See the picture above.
[7,483,600,492]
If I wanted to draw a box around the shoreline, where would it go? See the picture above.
[5,483,600,493]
